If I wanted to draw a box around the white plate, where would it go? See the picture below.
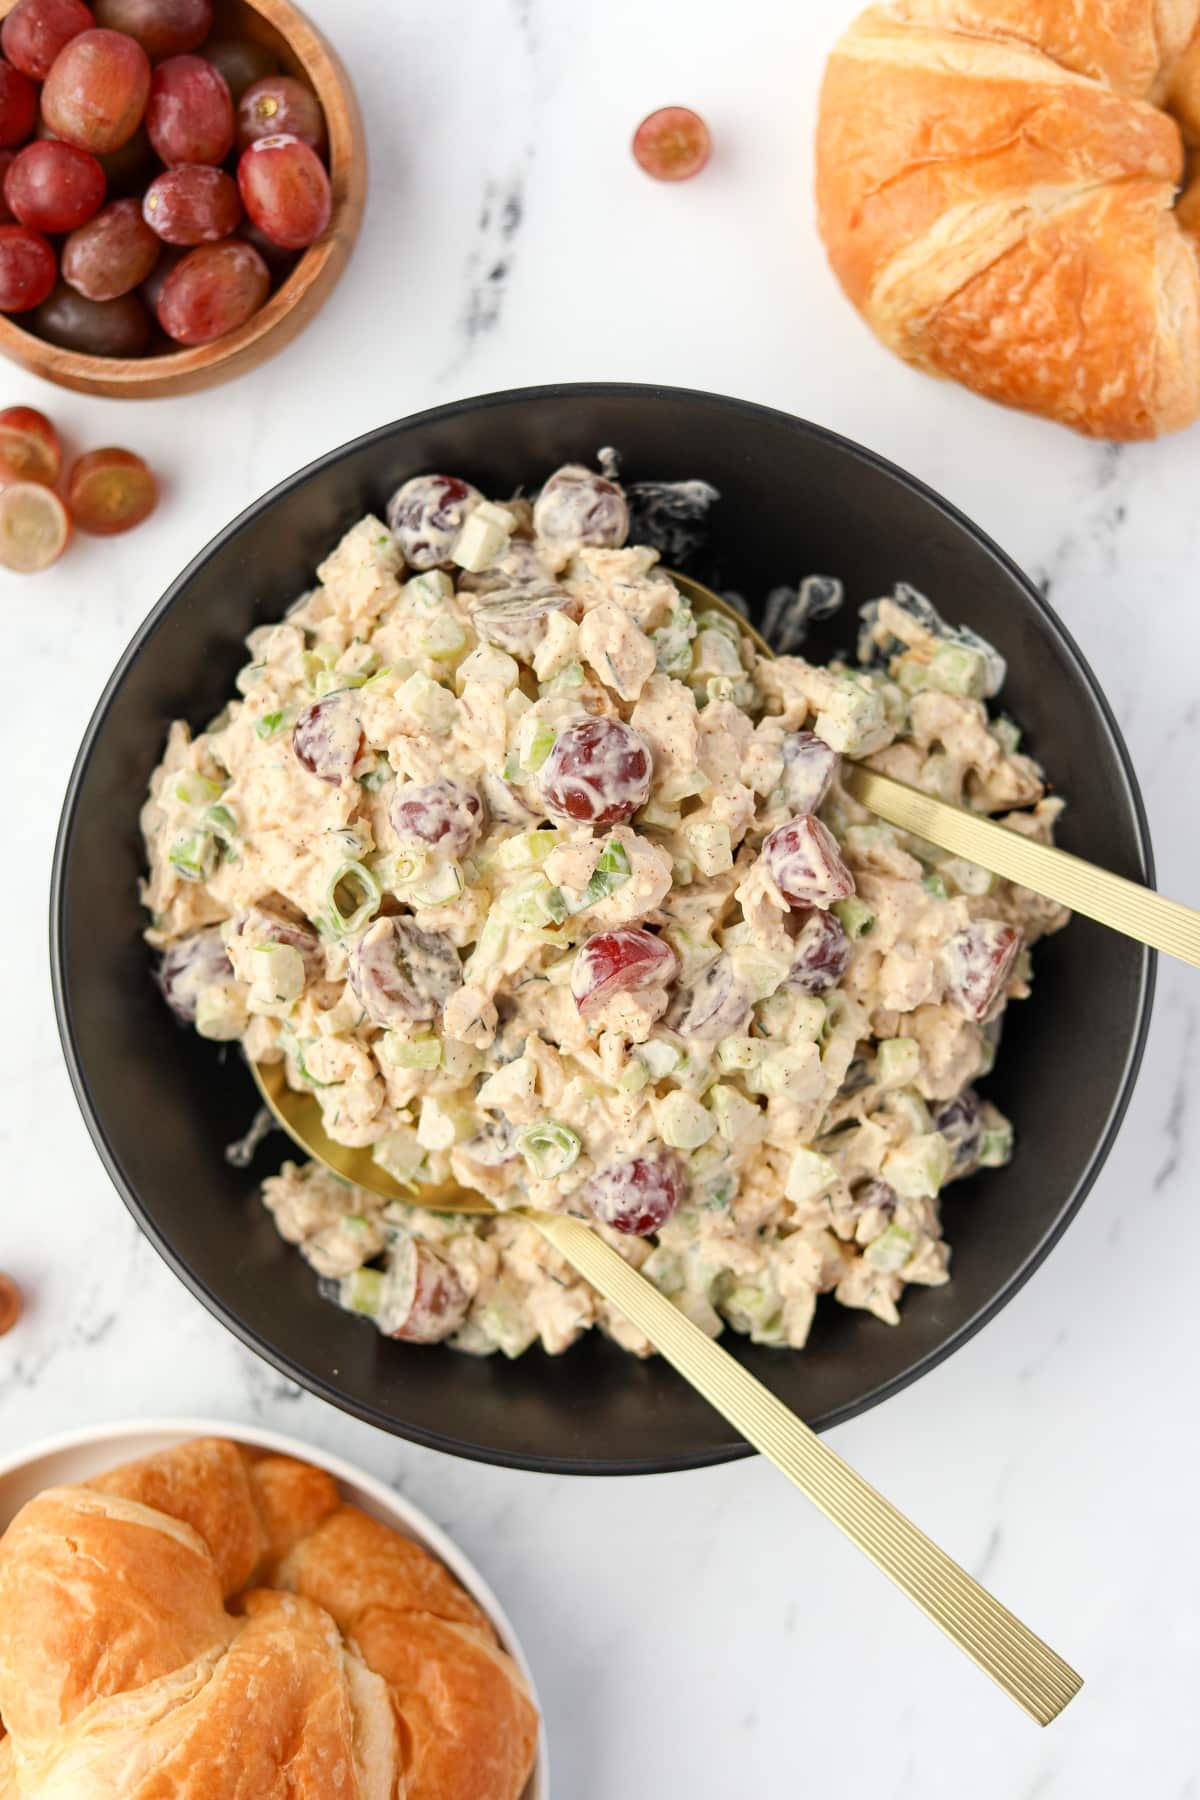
[0,1416,549,1799]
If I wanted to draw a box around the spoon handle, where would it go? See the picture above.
[532,1211,1081,1726]
[845,764,1198,968]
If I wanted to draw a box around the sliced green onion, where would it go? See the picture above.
[978,1121,1014,1168]
[360,760,394,793]
[921,872,948,900]
[205,802,238,840]
[326,861,381,934]
[173,772,224,807]
[575,838,631,910]
[255,708,294,740]
[409,861,464,907]
[516,1120,582,1178]
[524,719,556,773]
[168,830,216,882]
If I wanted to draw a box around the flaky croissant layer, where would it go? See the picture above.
[816,0,1200,438]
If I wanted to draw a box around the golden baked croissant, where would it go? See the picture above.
[816,0,1200,437]
[0,1440,538,1800]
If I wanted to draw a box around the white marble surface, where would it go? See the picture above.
[2,0,1199,1792]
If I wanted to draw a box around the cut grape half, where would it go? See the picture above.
[67,446,157,534]
[0,479,71,571]
[0,403,61,486]
[632,106,711,181]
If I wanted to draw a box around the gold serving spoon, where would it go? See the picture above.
[671,572,1199,969]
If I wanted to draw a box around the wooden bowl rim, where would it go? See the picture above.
[0,0,364,392]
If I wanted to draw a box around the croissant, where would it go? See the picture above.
[0,1440,538,1800]
[816,1,1200,438]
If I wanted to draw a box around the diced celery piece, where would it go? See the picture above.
[685,820,733,877]
[654,1090,716,1150]
[792,996,827,1042]
[493,828,558,870]
[464,915,509,984]
[409,861,464,907]
[416,1094,476,1151]
[638,798,682,831]
[169,830,217,883]
[399,671,457,734]
[325,861,381,934]
[516,1120,582,1178]
[641,1246,684,1295]
[785,1148,839,1205]
[882,1131,953,1199]
[417,615,467,660]
[755,1043,822,1098]
[875,1036,920,1089]
[498,874,566,928]
[694,608,743,644]
[992,715,1022,755]
[174,772,224,807]
[651,617,695,675]
[540,661,585,698]
[719,1280,784,1342]
[727,944,792,1004]
[813,676,886,754]
[707,1083,763,1144]
[389,1036,442,1070]
[477,1292,538,1359]
[673,1287,724,1337]
[919,751,958,802]
[832,895,875,940]
[340,1268,384,1318]
[235,661,267,695]
[204,802,238,841]
[925,642,989,700]
[520,716,557,773]
[922,871,947,900]
[978,1120,1014,1168]
[372,1127,425,1185]
[404,569,454,608]
[864,1224,916,1274]
[639,1038,682,1079]
[886,1089,933,1136]
[617,1059,651,1094]
[717,1037,759,1072]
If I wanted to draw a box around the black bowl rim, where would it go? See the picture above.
[49,381,1157,1475]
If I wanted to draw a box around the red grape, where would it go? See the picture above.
[941,922,1022,1022]
[348,917,463,1027]
[671,954,752,1040]
[787,909,850,994]
[0,223,56,311]
[0,403,60,485]
[386,473,481,570]
[0,478,71,571]
[933,1090,984,1173]
[571,927,678,1016]
[0,57,36,148]
[143,163,240,244]
[471,585,580,659]
[202,35,276,104]
[238,216,296,278]
[390,778,484,856]
[761,815,855,910]
[632,106,711,181]
[42,29,151,155]
[533,464,628,548]
[96,121,155,193]
[236,131,330,249]
[146,54,233,166]
[0,1271,23,1336]
[236,73,326,155]
[539,717,652,826]
[780,730,839,815]
[292,691,362,784]
[92,0,212,58]
[0,150,14,223]
[154,237,268,343]
[137,235,180,308]
[4,139,105,233]
[158,926,233,1021]
[381,1239,469,1344]
[63,196,160,298]
[67,446,157,533]
[1,0,91,81]
[34,281,150,354]
[586,1153,683,1237]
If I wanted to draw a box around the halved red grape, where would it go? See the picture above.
[586,1152,683,1237]
[787,909,850,994]
[96,121,155,193]
[380,1238,469,1343]
[203,34,277,104]
[471,585,579,659]
[761,815,855,910]
[292,691,362,784]
[236,73,326,155]
[236,131,330,249]
[539,717,652,826]
[386,474,481,570]
[4,139,105,233]
[390,778,484,856]
[42,29,151,154]
[632,106,711,182]
[92,0,212,58]
[158,925,233,1020]
[780,730,839,815]
[933,1089,984,1173]
[533,464,628,548]
[0,57,36,148]
[0,150,14,223]
[348,917,462,1027]
[670,953,752,1040]
[63,195,160,299]
[0,223,56,311]
[147,54,233,166]
[571,927,678,1016]
[34,281,150,353]
[154,237,268,343]
[941,922,1021,1022]
[67,446,157,533]
[2,0,91,81]
[0,403,61,485]
[143,164,241,244]
[0,478,70,570]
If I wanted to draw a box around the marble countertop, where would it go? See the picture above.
[3,0,1198,1792]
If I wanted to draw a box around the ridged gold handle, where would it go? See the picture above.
[844,764,1197,968]
[532,1211,1082,1726]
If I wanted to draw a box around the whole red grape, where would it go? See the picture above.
[0,223,56,311]
[0,150,15,223]
[0,56,37,148]
[632,106,711,181]
[67,446,157,533]
[390,778,484,855]
[238,217,296,278]
[154,237,268,343]
[63,196,161,299]
[96,122,156,193]
[34,281,150,354]
[1,0,92,81]
[42,29,151,155]
[143,164,241,244]
[237,131,330,249]
[539,717,652,826]
[4,139,106,233]
[203,35,276,104]
[0,403,61,485]
[146,54,233,166]
[236,74,326,155]
[92,0,212,59]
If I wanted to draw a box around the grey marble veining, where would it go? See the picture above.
[3,0,1199,1793]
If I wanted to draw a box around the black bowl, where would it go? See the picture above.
[51,384,1154,1474]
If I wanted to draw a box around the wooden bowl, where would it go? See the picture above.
[0,0,366,397]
